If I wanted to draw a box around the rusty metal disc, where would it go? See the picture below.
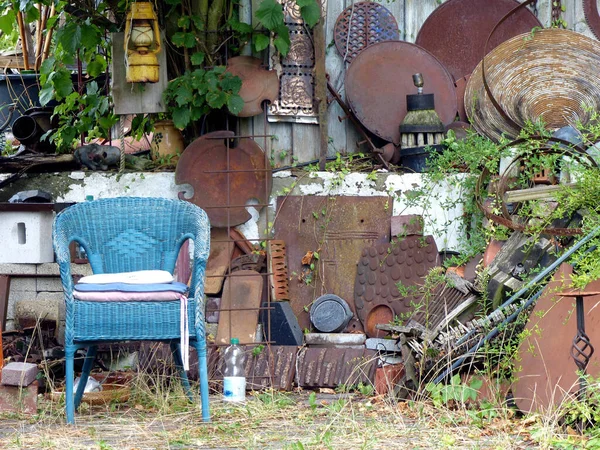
[454,75,469,123]
[175,130,272,227]
[415,0,541,82]
[465,29,600,142]
[226,56,279,117]
[334,2,400,64]
[345,41,457,145]
[583,0,600,40]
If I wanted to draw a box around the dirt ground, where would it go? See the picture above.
[0,391,549,449]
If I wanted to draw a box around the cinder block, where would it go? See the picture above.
[0,211,54,263]
[0,381,38,414]
[4,319,16,332]
[37,263,93,276]
[1,362,38,387]
[36,277,64,292]
[0,264,36,275]
[9,277,36,292]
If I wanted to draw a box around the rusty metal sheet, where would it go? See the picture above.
[334,2,399,64]
[245,345,297,391]
[274,196,391,332]
[216,270,263,345]
[465,29,600,142]
[226,56,279,117]
[513,264,600,413]
[268,240,289,301]
[345,41,457,145]
[0,275,10,332]
[415,0,541,82]
[354,236,440,337]
[297,348,377,388]
[203,345,297,391]
[205,228,234,295]
[229,228,256,255]
[175,131,272,227]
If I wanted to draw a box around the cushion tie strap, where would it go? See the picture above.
[179,294,189,370]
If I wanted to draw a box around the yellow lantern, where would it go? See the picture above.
[124,2,161,83]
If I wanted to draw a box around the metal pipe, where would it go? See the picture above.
[455,225,600,347]
[434,224,600,384]
[433,286,544,384]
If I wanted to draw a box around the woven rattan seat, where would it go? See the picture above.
[53,197,210,424]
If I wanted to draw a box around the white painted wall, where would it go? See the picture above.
[53,170,466,251]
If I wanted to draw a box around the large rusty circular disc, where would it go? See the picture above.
[334,2,400,64]
[415,0,541,82]
[226,56,279,117]
[345,41,457,145]
[175,130,272,227]
[465,29,600,142]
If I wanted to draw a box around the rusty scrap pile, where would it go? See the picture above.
[181,0,600,410]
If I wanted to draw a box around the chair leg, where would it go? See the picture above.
[65,346,76,424]
[196,342,210,422]
[74,345,97,410]
[170,342,194,401]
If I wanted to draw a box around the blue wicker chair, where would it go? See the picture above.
[53,197,210,424]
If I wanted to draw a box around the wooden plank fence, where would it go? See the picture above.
[240,0,595,164]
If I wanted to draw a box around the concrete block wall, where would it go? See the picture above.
[1,262,92,342]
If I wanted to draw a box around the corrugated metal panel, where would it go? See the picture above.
[297,348,377,388]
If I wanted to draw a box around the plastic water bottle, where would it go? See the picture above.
[223,338,246,402]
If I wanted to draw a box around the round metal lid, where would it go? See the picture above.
[310,294,353,333]
[345,41,457,145]
[415,0,541,81]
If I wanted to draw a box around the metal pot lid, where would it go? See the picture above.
[465,29,600,142]
[345,41,457,145]
[310,294,353,333]
[333,2,400,64]
[415,0,541,82]
[175,130,272,227]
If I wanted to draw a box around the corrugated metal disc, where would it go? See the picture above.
[465,29,600,142]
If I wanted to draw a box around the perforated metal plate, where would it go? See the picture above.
[334,2,399,63]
